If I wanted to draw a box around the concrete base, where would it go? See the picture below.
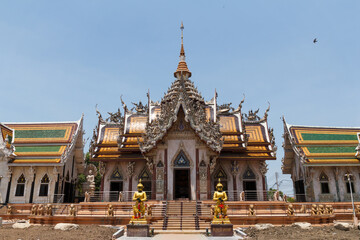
[211,224,233,236]
[126,224,150,237]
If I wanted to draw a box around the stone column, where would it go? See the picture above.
[151,163,156,200]
[196,149,200,200]
[259,161,268,201]
[127,161,135,194]
[164,149,168,200]
[231,161,239,200]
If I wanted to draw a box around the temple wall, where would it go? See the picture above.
[8,166,57,203]
[167,138,196,200]
[308,167,360,202]
[216,160,265,201]
[0,156,9,203]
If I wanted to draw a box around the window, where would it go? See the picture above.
[319,172,330,194]
[15,174,26,197]
[346,182,355,194]
[39,174,50,197]
[321,182,330,194]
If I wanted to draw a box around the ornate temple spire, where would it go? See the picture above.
[174,22,192,78]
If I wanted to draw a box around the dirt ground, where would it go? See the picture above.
[244,225,360,240]
[0,224,119,240]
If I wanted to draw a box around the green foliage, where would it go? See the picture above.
[95,172,101,191]
[287,197,295,203]
[76,173,87,195]
[85,152,99,167]
[267,188,284,200]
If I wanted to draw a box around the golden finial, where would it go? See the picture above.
[137,178,144,188]
[180,21,184,45]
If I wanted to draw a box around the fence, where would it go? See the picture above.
[88,191,153,202]
[210,190,306,202]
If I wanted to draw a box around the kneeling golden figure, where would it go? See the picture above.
[129,179,147,224]
[212,179,231,224]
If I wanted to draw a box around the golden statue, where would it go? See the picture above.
[129,179,147,224]
[286,204,294,216]
[212,179,231,224]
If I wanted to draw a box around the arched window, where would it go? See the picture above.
[15,174,26,197]
[213,167,227,191]
[319,172,330,194]
[139,167,152,198]
[39,174,50,197]
[174,151,190,167]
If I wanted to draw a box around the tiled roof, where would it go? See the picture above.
[91,115,276,161]
[4,121,81,164]
[285,124,360,165]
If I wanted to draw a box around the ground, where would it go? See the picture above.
[0,224,118,240]
[1,224,360,240]
[244,225,360,240]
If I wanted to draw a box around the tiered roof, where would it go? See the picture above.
[4,117,83,165]
[282,120,360,173]
[90,24,276,162]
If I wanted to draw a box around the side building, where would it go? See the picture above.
[1,116,84,204]
[282,118,360,202]
[0,123,15,203]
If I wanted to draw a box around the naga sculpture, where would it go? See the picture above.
[130,179,147,224]
[212,179,231,224]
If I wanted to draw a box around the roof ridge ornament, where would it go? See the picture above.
[174,22,192,78]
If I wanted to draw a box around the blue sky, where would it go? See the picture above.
[1,1,359,195]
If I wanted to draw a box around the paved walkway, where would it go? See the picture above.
[118,234,240,240]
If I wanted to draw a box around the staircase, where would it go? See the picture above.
[151,201,210,231]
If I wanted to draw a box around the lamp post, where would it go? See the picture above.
[345,173,357,226]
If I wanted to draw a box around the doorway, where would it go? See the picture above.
[110,181,123,201]
[243,181,257,201]
[174,169,190,199]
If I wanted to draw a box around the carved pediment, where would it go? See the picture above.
[139,77,223,154]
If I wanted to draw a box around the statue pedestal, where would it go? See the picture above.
[126,224,150,237]
[211,223,233,236]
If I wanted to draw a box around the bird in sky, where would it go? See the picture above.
[313,38,318,43]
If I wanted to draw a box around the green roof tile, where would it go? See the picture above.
[15,130,66,139]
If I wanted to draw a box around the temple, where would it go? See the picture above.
[282,118,360,202]
[0,117,84,203]
[90,24,276,201]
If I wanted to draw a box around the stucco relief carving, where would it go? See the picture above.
[6,166,12,178]
[199,161,207,193]
[138,77,223,154]
[170,142,194,169]
[156,161,164,194]
[126,161,135,180]
[145,157,154,174]
[231,161,239,176]
[99,162,106,176]
[305,168,315,201]
[259,161,268,176]
[209,156,217,174]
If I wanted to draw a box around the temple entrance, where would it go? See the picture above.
[243,167,258,201]
[174,169,190,199]
[243,181,257,201]
[110,181,123,201]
